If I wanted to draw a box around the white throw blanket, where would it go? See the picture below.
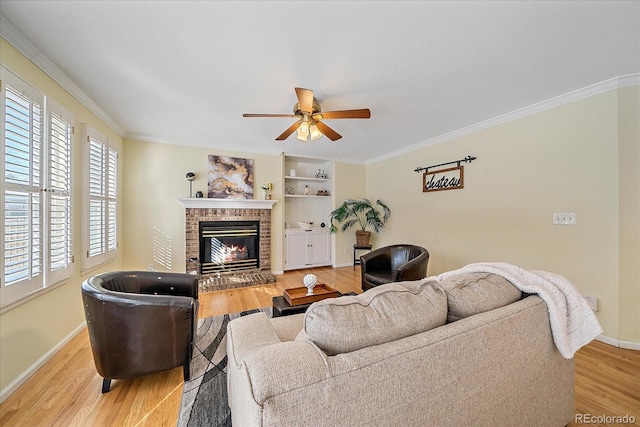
[437,262,603,359]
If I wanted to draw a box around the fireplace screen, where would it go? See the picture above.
[199,221,259,274]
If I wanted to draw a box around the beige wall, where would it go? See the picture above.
[122,140,284,272]
[332,161,367,266]
[617,86,640,344]
[366,88,638,341]
[0,39,124,392]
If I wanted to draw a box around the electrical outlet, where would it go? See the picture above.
[584,295,598,312]
[553,212,577,225]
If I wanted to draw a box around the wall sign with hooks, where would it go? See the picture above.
[414,156,477,193]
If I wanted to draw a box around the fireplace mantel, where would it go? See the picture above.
[178,198,277,209]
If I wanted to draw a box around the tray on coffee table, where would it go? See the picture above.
[283,284,339,306]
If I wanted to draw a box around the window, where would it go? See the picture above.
[82,124,117,270]
[1,67,74,307]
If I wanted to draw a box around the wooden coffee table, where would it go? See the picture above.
[271,291,357,317]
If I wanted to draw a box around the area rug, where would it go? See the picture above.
[177,307,271,427]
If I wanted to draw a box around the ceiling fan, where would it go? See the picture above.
[243,87,371,142]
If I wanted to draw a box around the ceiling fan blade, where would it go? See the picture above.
[313,109,371,120]
[243,113,298,118]
[276,120,302,141]
[295,87,314,113]
[315,121,342,141]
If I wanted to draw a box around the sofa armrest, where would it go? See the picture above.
[227,312,282,368]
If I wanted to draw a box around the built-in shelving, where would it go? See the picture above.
[282,154,335,271]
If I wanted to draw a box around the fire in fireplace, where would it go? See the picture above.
[199,221,260,274]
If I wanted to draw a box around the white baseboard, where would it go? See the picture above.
[333,262,354,268]
[619,340,640,351]
[595,334,640,350]
[0,321,86,403]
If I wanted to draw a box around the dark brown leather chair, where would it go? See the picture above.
[360,244,430,291]
[81,271,199,392]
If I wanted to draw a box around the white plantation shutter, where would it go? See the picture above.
[1,67,73,306]
[83,125,117,270]
[107,147,117,254]
[47,100,73,283]
[88,136,105,259]
[1,72,44,303]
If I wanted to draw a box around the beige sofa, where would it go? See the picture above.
[227,273,575,426]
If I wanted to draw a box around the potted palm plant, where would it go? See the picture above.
[329,198,391,246]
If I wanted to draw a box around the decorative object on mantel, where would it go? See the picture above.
[329,198,391,246]
[207,155,254,199]
[260,183,273,200]
[414,155,477,193]
[185,172,195,197]
[195,191,203,198]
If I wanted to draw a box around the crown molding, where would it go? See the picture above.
[0,15,126,136]
[367,73,640,165]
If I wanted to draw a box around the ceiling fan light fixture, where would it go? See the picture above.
[309,124,322,140]
[243,87,370,142]
[296,125,309,141]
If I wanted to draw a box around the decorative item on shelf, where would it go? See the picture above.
[315,169,329,179]
[304,184,310,195]
[303,274,318,296]
[289,169,296,177]
[186,172,195,198]
[329,198,391,246]
[285,186,295,195]
[260,183,273,200]
[316,190,329,196]
[195,191,204,198]
[297,221,313,229]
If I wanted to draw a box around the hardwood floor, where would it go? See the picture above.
[0,266,638,426]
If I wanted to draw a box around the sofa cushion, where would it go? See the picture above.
[303,278,447,355]
[439,272,522,322]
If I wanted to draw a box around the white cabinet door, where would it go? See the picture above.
[285,229,331,270]
[285,231,309,269]
[309,229,331,265]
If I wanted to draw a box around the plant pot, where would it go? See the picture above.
[355,230,371,246]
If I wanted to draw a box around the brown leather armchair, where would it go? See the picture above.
[360,244,430,291]
[81,271,199,392]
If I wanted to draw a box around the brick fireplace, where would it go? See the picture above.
[181,198,277,292]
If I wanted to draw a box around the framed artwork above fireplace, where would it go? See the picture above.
[207,155,254,199]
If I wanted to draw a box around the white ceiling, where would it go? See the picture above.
[1,1,639,163]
